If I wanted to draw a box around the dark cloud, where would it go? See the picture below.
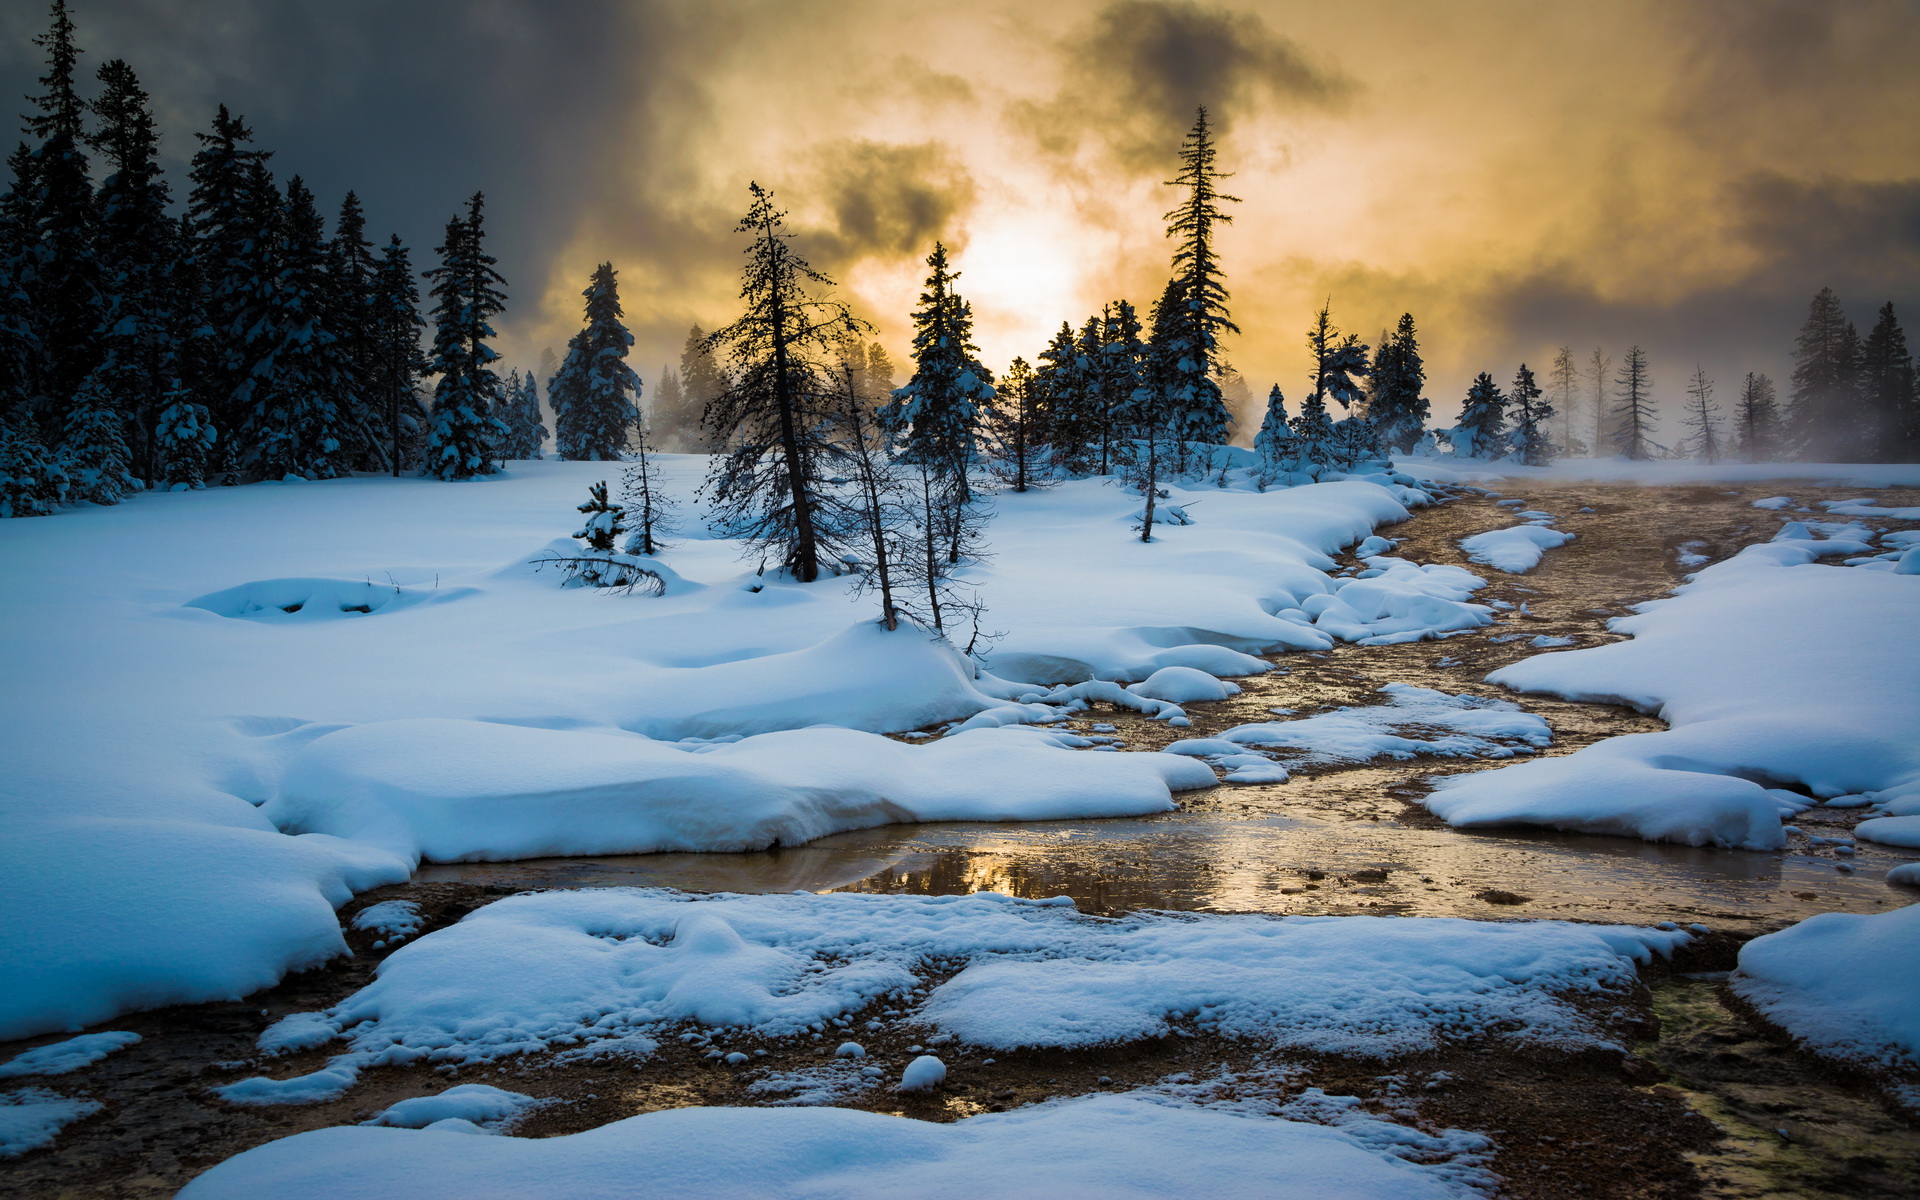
[1016,0,1355,169]
[795,139,975,274]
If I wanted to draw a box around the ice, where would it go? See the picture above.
[1732,902,1920,1087]
[1458,523,1575,574]
[367,1084,545,1130]
[178,1092,1476,1200]
[0,1088,100,1158]
[0,1031,140,1079]
[1426,528,1920,849]
[897,1055,946,1091]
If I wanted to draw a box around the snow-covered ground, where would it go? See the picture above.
[1425,523,1920,852]
[1400,456,1920,489]
[0,460,1494,1040]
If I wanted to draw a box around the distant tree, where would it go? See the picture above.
[702,183,864,582]
[1508,363,1554,465]
[1157,107,1239,449]
[155,211,216,489]
[421,193,510,480]
[1367,313,1428,454]
[1732,372,1779,463]
[1218,361,1251,438]
[1548,345,1582,456]
[1682,365,1722,463]
[651,363,685,446]
[1586,347,1611,457]
[1611,345,1656,461]
[981,355,1051,493]
[1860,302,1914,462]
[551,262,642,461]
[370,234,425,476]
[1785,287,1860,460]
[1451,373,1507,459]
[676,323,728,453]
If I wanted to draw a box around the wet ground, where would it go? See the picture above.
[5,479,1918,1199]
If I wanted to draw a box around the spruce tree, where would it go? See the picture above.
[864,343,897,410]
[0,145,37,429]
[1289,384,1337,472]
[1303,302,1371,467]
[1733,372,1779,463]
[1785,287,1858,460]
[1451,373,1507,459]
[1611,346,1656,461]
[1158,108,1239,449]
[370,234,425,476]
[651,364,685,449]
[244,177,348,480]
[981,355,1051,493]
[832,354,907,628]
[676,323,728,453]
[1367,313,1428,454]
[152,379,215,489]
[702,183,864,582]
[1508,363,1554,465]
[1254,383,1293,483]
[550,261,642,461]
[186,105,274,468]
[618,424,675,558]
[1035,321,1093,473]
[1682,366,1722,462]
[327,191,383,470]
[1860,302,1914,461]
[59,371,137,502]
[0,414,66,516]
[1097,301,1147,475]
[883,241,993,554]
[516,369,549,458]
[421,194,509,480]
[156,211,216,489]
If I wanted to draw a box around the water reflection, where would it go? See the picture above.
[417,810,1908,932]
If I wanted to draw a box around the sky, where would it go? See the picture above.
[3,0,1918,443]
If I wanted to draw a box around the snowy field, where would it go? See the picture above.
[1,457,1495,1041]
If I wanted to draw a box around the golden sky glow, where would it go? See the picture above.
[520,0,1920,432]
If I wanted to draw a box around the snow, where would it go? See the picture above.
[1820,497,1920,520]
[1856,816,1920,849]
[1888,863,1920,887]
[367,1084,545,1130]
[1126,665,1241,703]
[897,1055,946,1091]
[350,900,423,941]
[0,1031,140,1079]
[1426,526,1920,849]
[1458,523,1575,574]
[1752,496,1792,510]
[178,1092,1478,1200]
[0,1088,100,1158]
[1731,902,1920,1081]
[215,888,1689,1104]
[1399,456,1920,488]
[0,462,1491,1040]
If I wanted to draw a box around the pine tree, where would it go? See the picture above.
[1367,313,1428,454]
[1611,346,1656,461]
[882,241,993,559]
[1785,287,1858,460]
[244,177,349,480]
[186,105,274,471]
[618,424,675,557]
[676,323,727,453]
[702,183,864,582]
[155,211,216,489]
[1289,384,1338,473]
[1035,320,1093,473]
[832,353,907,628]
[1097,300,1147,475]
[550,261,642,461]
[864,343,897,411]
[1254,383,1293,483]
[59,370,137,502]
[981,355,1051,493]
[1302,302,1371,468]
[651,364,685,448]
[421,194,509,480]
[1587,347,1612,455]
[1508,363,1554,465]
[0,414,66,516]
[370,234,425,476]
[327,191,383,470]
[1681,366,1722,463]
[1860,302,1914,462]
[152,379,215,489]
[1549,346,1582,456]
[1157,108,1239,450]
[1123,310,1182,539]
[1732,372,1779,463]
[1451,373,1507,459]
[0,146,37,429]
[515,369,549,458]
[544,479,659,592]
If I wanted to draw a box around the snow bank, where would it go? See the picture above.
[0,1031,140,1079]
[219,888,1688,1105]
[1127,665,1240,703]
[1399,457,1920,488]
[1427,528,1920,849]
[1731,902,1920,1081]
[179,1093,1474,1200]
[0,1088,100,1158]
[1458,524,1575,574]
[368,1084,544,1130]
[267,721,1211,864]
[1820,497,1920,520]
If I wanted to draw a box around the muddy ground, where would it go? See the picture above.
[4,480,1918,1199]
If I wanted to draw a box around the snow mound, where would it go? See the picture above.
[1752,496,1792,510]
[1127,666,1240,703]
[350,900,423,940]
[0,1088,100,1157]
[1856,815,1920,849]
[1426,532,1920,850]
[1731,903,1920,1081]
[178,1093,1474,1200]
[186,578,473,622]
[367,1084,544,1130]
[1458,524,1575,574]
[898,1055,946,1092]
[1820,498,1920,520]
[217,888,1689,1104]
[0,1031,140,1079]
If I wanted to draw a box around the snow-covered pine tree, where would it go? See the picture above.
[981,355,1052,493]
[1732,372,1778,463]
[0,147,37,433]
[1784,288,1859,461]
[518,369,549,458]
[1289,386,1337,472]
[702,183,864,582]
[550,262,642,461]
[87,58,174,482]
[1097,301,1147,476]
[155,212,217,489]
[1611,346,1656,461]
[1035,321,1093,474]
[1860,302,1914,461]
[1301,303,1371,470]
[327,191,384,471]
[883,241,993,557]
[1367,313,1428,455]
[187,107,278,479]
[1254,384,1293,485]
[1682,365,1722,463]
[1508,363,1554,466]
[618,422,675,558]
[371,234,425,476]
[152,380,215,489]
[421,194,509,480]
[242,177,349,480]
[1451,373,1508,459]
[0,414,67,516]
[1548,346,1582,457]
[1158,107,1239,452]
[1122,319,1181,541]
[59,369,137,503]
